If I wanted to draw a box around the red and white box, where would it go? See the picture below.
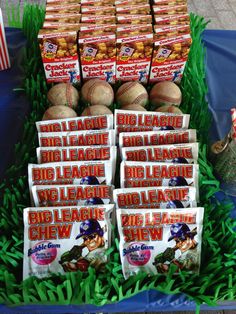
[117,14,152,24]
[81,6,115,14]
[116,4,150,14]
[0,9,11,71]
[116,25,153,83]
[79,26,116,83]
[38,29,81,84]
[45,3,81,14]
[153,4,188,15]
[149,24,192,83]
[153,0,186,4]
[154,13,190,26]
[44,12,81,23]
[81,15,116,24]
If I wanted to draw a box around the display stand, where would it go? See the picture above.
[0,22,236,314]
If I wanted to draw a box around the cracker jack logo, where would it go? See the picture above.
[44,41,58,54]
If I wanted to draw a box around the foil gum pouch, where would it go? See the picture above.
[23,204,114,279]
[37,129,116,147]
[120,160,199,200]
[37,145,117,163]
[121,143,198,163]
[119,129,197,148]
[116,207,204,279]
[114,109,190,137]
[32,184,114,207]
[36,114,114,132]
[113,185,197,209]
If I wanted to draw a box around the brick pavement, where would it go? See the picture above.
[1,0,236,29]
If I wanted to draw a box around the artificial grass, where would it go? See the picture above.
[0,2,235,310]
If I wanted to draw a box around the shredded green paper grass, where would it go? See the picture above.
[1,3,235,310]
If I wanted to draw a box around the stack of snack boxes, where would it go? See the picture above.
[150,0,191,82]
[113,109,204,279]
[38,0,82,84]
[38,0,192,84]
[23,115,117,279]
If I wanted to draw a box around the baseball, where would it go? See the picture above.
[150,81,182,107]
[155,105,183,114]
[42,105,77,120]
[81,105,113,116]
[121,104,147,111]
[81,79,114,107]
[116,81,148,107]
[47,83,79,110]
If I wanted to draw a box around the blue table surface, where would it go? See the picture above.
[0,28,235,313]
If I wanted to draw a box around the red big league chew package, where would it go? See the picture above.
[116,207,204,279]
[23,204,114,279]
[116,25,153,83]
[28,160,114,189]
[36,114,114,132]
[32,184,114,207]
[120,161,199,199]
[115,109,190,136]
[38,130,115,147]
[38,29,80,84]
[37,146,117,163]
[150,24,192,82]
[121,143,198,163]
[119,129,197,148]
[113,186,197,209]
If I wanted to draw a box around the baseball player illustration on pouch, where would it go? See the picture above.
[153,222,199,273]
[59,219,106,273]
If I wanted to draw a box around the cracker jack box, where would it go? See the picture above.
[154,13,190,26]
[149,24,192,83]
[119,129,197,148]
[32,184,114,207]
[81,15,116,24]
[47,0,80,3]
[45,3,81,14]
[43,22,82,30]
[116,14,152,24]
[116,25,153,83]
[37,146,117,163]
[80,24,116,36]
[153,0,186,4]
[0,8,11,71]
[115,0,149,4]
[113,186,197,209]
[38,29,80,84]
[116,4,150,14]
[120,161,199,200]
[23,204,114,279]
[28,160,114,189]
[38,129,115,147]
[81,0,115,5]
[81,6,116,15]
[116,207,204,279]
[78,26,116,83]
[44,13,81,23]
[36,114,114,132]
[114,109,190,136]
[115,0,149,3]
[121,143,199,163]
[152,4,188,16]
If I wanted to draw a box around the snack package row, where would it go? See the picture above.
[38,9,191,84]
[24,114,117,279]
[113,108,204,278]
